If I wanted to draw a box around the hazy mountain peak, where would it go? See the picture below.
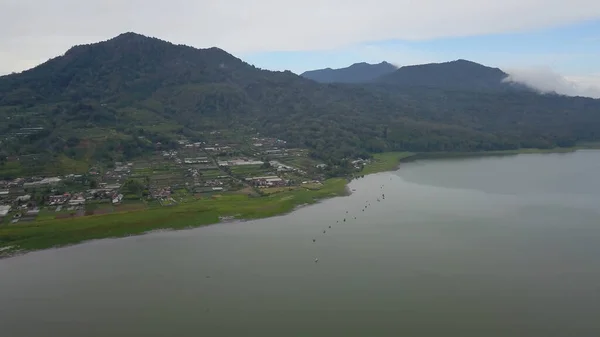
[110,31,147,40]
[373,59,523,91]
[300,61,397,83]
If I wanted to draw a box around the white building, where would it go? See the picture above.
[218,159,264,166]
[69,197,86,206]
[0,205,11,217]
[112,194,124,204]
[16,195,31,202]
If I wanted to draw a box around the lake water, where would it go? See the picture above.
[2,151,600,337]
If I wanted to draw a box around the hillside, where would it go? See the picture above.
[374,59,529,91]
[1,33,600,177]
[300,61,397,83]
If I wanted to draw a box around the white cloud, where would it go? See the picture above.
[503,68,600,98]
[1,0,600,74]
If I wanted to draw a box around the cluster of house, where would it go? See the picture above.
[6,205,40,223]
[0,194,38,223]
[162,150,178,158]
[23,177,62,188]
[103,165,131,185]
[151,188,172,199]
[59,189,123,205]
[251,137,289,158]
[183,157,211,164]
[218,158,264,166]
[1,178,59,222]
[0,205,11,221]
[0,172,134,222]
[113,163,132,173]
[269,160,307,175]
[203,180,224,187]
[48,193,71,205]
[0,176,64,190]
[245,175,287,187]
[204,144,232,152]
[251,137,287,147]
[179,138,205,148]
[351,159,371,169]
[47,192,86,206]
[36,186,123,208]
[0,178,23,189]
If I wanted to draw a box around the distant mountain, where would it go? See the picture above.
[1,33,600,178]
[376,59,527,92]
[300,61,398,83]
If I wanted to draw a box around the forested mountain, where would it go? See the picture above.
[375,59,529,92]
[1,32,600,172]
[300,61,397,83]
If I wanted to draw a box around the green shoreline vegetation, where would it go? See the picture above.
[2,146,598,257]
[0,178,348,256]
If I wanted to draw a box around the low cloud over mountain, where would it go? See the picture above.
[504,68,600,99]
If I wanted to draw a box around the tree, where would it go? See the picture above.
[2,32,600,174]
[121,179,145,197]
[89,178,98,189]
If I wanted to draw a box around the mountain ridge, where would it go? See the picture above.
[301,58,531,92]
[374,59,523,91]
[1,32,599,178]
[301,61,398,83]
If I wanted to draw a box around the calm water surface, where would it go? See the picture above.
[2,151,600,337]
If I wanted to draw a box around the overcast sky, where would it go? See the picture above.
[2,0,600,97]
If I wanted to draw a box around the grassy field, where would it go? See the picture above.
[198,169,223,179]
[360,152,415,175]
[0,161,22,178]
[279,155,320,170]
[261,186,299,195]
[0,155,89,179]
[0,178,348,256]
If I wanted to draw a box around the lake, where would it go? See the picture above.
[2,150,600,337]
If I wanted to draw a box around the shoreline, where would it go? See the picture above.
[397,146,600,164]
[1,146,596,259]
[0,178,351,258]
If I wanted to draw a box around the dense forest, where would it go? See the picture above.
[1,32,600,172]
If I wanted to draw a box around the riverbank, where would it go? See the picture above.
[354,147,596,177]
[397,146,600,164]
[359,152,415,175]
[0,178,349,257]
[1,146,595,257]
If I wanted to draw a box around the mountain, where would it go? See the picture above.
[375,59,526,91]
[1,33,600,178]
[300,61,397,83]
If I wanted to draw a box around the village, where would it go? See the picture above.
[0,133,371,225]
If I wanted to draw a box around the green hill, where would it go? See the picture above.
[1,32,600,178]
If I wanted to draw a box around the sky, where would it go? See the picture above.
[2,0,600,98]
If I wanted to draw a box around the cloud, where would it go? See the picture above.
[1,0,600,74]
[503,68,600,98]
